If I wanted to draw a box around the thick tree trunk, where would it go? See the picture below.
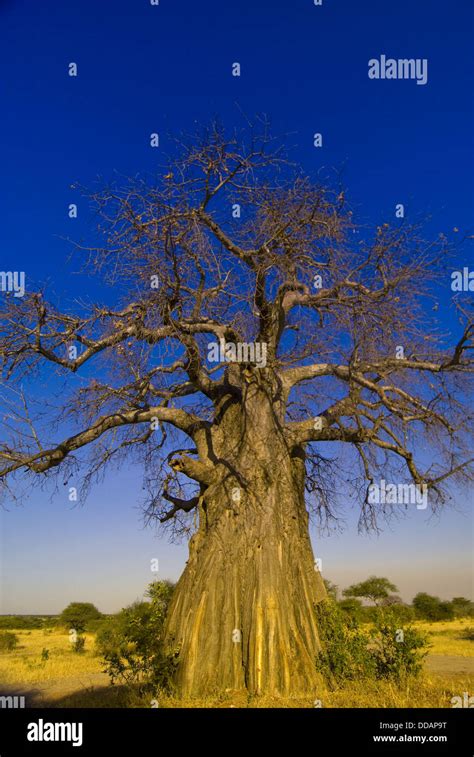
[164,379,327,699]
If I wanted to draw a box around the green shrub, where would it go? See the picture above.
[0,631,19,651]
[338,597,363,622]
[359,605,377,623]
[86,617,109,634]
[316,600,429,687]
[383,603,415,625]
[316,599,375,685]
[72,636,85,654]
[354,602,414,625]
[96,580,177,694]
[369,609,429,681]
[460,626,474,641]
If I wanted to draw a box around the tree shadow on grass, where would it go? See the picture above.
[0,680,149,708]
[43,683,148,708]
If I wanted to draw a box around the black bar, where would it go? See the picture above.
[0,708,472,755]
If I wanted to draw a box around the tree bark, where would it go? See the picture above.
[164,380,327,698]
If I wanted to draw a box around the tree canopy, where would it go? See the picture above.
[0,123,472,535]
[343,576,399,606]
[59,602,102,631]
[0,123,472,697]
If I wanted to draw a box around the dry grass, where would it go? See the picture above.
[0,628,102,686]
[0,620,472,708]
[158,673,474,708]
[415,619,473,656]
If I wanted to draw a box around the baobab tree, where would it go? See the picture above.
[0,123,473,698]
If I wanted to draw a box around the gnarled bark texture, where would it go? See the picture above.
[164,376,327,698]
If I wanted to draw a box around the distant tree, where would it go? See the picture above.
[437,602,455,621]
[0,616,44,630]
[376,594,415,623]
[412,593,436,619]
[323,579,338,600]
[59,602,102,632]
[451,597,474,618]
[381,594,403,606]
[412,593,454,621]
[343,576,398,606]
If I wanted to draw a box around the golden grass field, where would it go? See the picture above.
[0,619,472,708]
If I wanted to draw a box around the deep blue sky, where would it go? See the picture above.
[0,0,473,613]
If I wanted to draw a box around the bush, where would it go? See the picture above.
[359,605,377,623]
[96,580,177,693]
[316,600,375,685]
[72,636,85,654]
[383,603,415,625]
[338,598,363,622]
[86,617,109,634]
[369,609,429,681]
[316,600,429,687]
[460,626,474,641]
[0,631,19,651]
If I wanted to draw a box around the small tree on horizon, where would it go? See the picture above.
[59,602,102,632]
[412,592,455,621]
[451,597,474,618]
[343,576,399,606]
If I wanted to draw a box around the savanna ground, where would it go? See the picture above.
[0,620,472,708]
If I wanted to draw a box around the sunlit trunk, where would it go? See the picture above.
[164,382,326,698]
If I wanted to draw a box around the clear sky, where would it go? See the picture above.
[0,0,472,613]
